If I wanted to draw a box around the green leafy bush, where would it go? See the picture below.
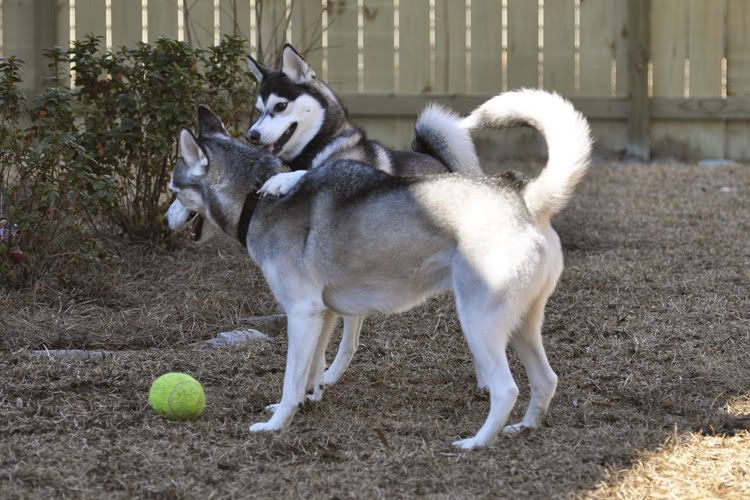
[0,35,255,287]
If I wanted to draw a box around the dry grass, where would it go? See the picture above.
[1,162,748,499]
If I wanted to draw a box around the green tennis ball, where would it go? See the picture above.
[148,372,205,420]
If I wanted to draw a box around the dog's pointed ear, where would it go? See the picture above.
[179,129,208,176]
[281,44,316,83]
[247,55,267,83]
[197,105,228,136]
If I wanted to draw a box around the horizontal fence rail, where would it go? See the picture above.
[2,0,750,160]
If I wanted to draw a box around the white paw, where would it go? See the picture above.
[249,420,284,433]
[258,171,306,197]
[502,423,533,435]
[264,403,279,413]
[306,389,323,402]
[452,437,483,450]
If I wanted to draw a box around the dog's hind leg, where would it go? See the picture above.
[323,316,364,385]
[503,291,558,434]
[452,295,519,450]
[250,308,337,432]
[306,314,338,401]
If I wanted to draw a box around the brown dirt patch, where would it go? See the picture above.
[1,162,749,498]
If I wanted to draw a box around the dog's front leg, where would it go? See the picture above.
[250,309,335,432]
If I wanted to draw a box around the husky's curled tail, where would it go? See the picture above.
[414,89,591,221]
[460,89,592,223]
[414,105,483,175]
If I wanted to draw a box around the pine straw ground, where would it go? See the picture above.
[1,162,749,499]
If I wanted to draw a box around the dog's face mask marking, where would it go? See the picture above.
[246,46,325,161]
[166,107,234,237]
[165,129,209,231]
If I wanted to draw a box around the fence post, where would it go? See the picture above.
[2,0,60,95]
[626,0,651,160]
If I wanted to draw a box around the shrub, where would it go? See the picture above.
[0,35,256,287]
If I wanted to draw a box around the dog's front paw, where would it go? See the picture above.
[258,171,306,197]
[306,387,323,402]
[502,423,531,435]
[452,436,491,450]
[249,420,284,433]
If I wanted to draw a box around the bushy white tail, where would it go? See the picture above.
[414,104,483,175]
[461,89,592,223]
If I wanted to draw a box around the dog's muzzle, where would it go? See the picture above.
[165,199,191,230]
[247,129,261,144]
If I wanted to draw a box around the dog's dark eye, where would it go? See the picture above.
[274,102,288,113]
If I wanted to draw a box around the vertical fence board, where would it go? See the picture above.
[148,1,177,42]
[220,0,252,40]
[581,0,629,156]
[579,0,613,96]
[185,0,214,48]
[626,0,650,159]
[326,0,358,91]
[362,0,393,93]
[543,0,574,95]
[258,0,286,66]
[470,0,501,94]
[4,0,59,91]
[55,0,71,84]
[56,0,71,49]
[398,0,430,93]
[507,0,537,89]
[686,0,725,158]
[75,0,106,42]
[435,0,465,93]
[486,1,546,163]
[650,0,690,158]
[613,0,629,96]
[358,1,398,154]
[651,0,686,95]
[291,0,323,72]
[727,0,750,159]
[111,0,141,48]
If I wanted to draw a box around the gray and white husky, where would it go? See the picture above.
[165,90,591,449]
[244,43,484,385]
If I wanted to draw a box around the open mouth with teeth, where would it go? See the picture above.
[266,122,298,154]
[186,212,204,241]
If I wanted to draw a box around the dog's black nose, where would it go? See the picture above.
[247,129,261,144]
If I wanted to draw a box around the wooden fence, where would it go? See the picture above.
[2,0,750,161]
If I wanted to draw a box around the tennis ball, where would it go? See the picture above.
[148,372,205,420]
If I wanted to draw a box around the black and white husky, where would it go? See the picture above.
[166,90,592,449]
[245,45,482,182]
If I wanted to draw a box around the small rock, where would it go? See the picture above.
[719,186,738,193]
[698,159,738,168]
[203,329,270,348]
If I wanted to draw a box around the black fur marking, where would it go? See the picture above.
[254,69,352,171]
[237,190,260,246]
[289,123,361,172]
[494,170,529,191]
[258,72,305,101]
